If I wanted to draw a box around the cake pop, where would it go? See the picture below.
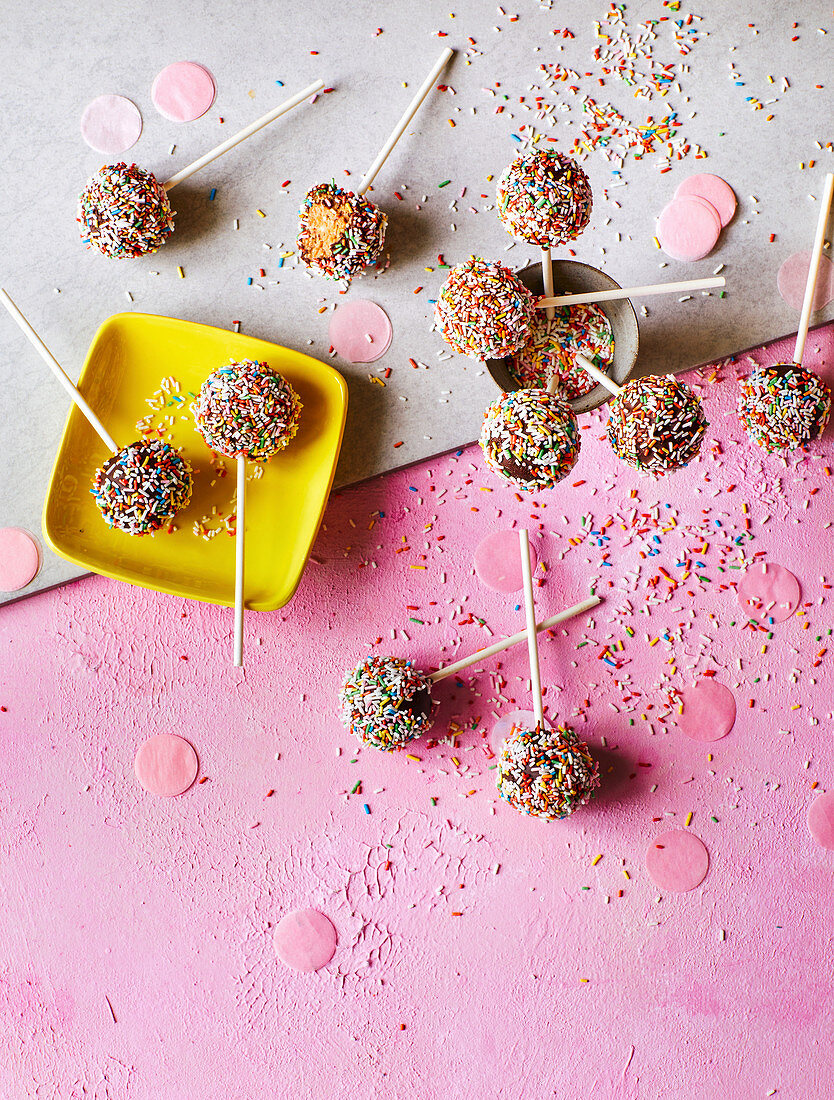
[194,359,302,460]
[512,301,613,397]
[435,257,537,360]
[337,596,602,751]
[737,364,831,452]
[496,722,600,821]
[606,374,707,474]
[91,439,193,535]
[76,80,325,259]
[339,656,436,751]
[78,163,175,259]
[496,149,593,248]
[479,388,581,491]
[297,182,387,282]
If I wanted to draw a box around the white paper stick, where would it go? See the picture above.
[575,352,622,397]
[164,79,325,191]
[542,247,555,321]
[536,275,726,309]
[518,529,545,729]
[428,595,601,682]
[0,288,118,452]
[234,456,246,668]
[357,48,454,196]
[793,172,834,365]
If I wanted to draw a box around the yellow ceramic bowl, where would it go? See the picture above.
[43,313,347,610]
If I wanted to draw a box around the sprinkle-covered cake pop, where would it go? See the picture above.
[496,150,593,247]
[77,163,175,259]
[297,182,387,282]
[607,374,707,474]
[435,257,536,360]
[194,359,302,460]
[497,722,600,821]
[512,301,614,397]
[738,363,831,453]
[480,388,580,491]
[339,655,436,751]
[91,439,192,536]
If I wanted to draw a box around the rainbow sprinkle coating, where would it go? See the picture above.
[738,363,831,453]
[607,374,707,475]
[435,257,536,360]
[480,388,580,491]
[77,163,175,259]
[339,655,435,751]
[512,300,614,397]
[91,439,192,536]
[297,182,387,282]
[194,359,302,461]
[496,150,593,247]
[497,723,600,821]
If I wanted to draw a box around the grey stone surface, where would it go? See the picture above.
[1,0,832,603]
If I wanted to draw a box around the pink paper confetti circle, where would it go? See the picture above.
[474,529,538,593]
[807,792,834,850]
[646,830,709,892]
[273,909,337,972]
[737,562,801,624]
[80,94,143,155]
[329,301,392,364]
[777,251,834,312]
[152,62,216,123]
[674,173,737,228]
[0,527,41,592]
[674,679,736,742]
[656,195,721,262]
[134,734,198,797]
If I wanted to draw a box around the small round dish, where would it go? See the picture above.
[486,260,640,414]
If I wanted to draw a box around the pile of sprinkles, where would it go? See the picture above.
[193,359,302,460]
[297,182,387,282]
[91,439,192,536]
[737,364,831,453]
[496,149,592,246]
[435,257,536,360]
[480,388,580,491]
[339,655,436,751]
[77,163,175,259]
[606,374,707,475]
[497,723,600,821]
[512,301,614,396]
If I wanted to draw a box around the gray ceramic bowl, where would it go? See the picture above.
[486,260,640,415]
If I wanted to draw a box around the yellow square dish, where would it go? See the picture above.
[43,313,348,610]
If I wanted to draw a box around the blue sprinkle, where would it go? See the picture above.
[409,486,418,491]
[275,80,285,86]
[511,134,522,142]
[363,804,371,814]
[209,188,216,201]
[247,277,253,286]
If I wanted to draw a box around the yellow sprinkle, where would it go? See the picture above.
[579,978,589,983]
[406,754,422,762]
[317,306,328,314]
[410,564,427,570]
[592,854,603,866]
[622,869,630,880]
[177,266,184,278]
[451,757,460,767]
[652,236,661,249]
[256,209,266,218]
[649,637,659,647]
[707,753,713,761]
[685,811,693,827]
[791,703,801,710]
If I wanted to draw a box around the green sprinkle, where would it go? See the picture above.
[350,780,362,794]
[438,180,451,188]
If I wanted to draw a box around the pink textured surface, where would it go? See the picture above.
[2,325,834,1098]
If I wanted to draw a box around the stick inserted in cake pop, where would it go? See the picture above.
[536,275,726,309]
[518,529,545,729]
[793,172,834,365]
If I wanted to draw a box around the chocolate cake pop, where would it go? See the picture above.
[737,363,831,453]
[606,374,707,474]
[78,163,175,259]
[496,722,599,821]
[435,257,537,360]
[480,388,581,491]
[339,656,436,751]
[496,149,593,248]
[91,438,192,535]
[194,359,302,460]
[297,182,387,282]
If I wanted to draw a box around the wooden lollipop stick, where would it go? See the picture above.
[793,172,834,365]
[542,247,555,322]
[234,456,246,668]
[536,275,725,309]
[164,79,325,191]
[574,352,621,397]
[0,288,118,452]
[518,529,545,729]
[357,48,454,196]
[428,595,600,683]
